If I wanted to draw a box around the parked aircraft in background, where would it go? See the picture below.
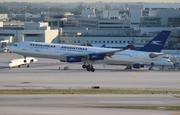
[99,40,174,70]
[103,30,171,69]
[161,50,180,54]
[8,57,37,69]
[132,57,174,70]
[9,30,171,72]
[2,46,10,53]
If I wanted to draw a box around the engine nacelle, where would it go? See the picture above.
[89,54,104,60]
[66,56,82,62]
[149,53,158,58]
[132,63,145,69]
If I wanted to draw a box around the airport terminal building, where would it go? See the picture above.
[0,22,58,48]
[0,3,180,49]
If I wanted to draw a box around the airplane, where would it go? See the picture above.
[131,57,174,70]
[100,43,174,70]
[8,30,171,72]
[8,43,123,72]
[103,57,174,70]
[102,30,171,69]
[8,57,37,69]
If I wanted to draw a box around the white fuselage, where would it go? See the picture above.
[10,42,120,60]
[141,58,174,66]
[104,50,152,65]
[8,57,37,68]
[9,42,158,65]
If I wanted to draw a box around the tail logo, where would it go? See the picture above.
[150,41,162,45]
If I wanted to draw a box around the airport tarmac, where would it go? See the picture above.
[0,53,180,115]
[0,94,180,115]
[0,53,180,90]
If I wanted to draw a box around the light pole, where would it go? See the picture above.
[48,7,50,22]
[25,6,27,22]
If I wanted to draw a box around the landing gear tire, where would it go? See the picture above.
[27,65,29,67]
[90,68,95,72]
[82,65,87,69]
[86,65,95,72]
[18,65,21,68]
[83,61,95,72]
[86,67,91,71]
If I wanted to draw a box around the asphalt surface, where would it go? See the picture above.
[0,53,180,115]
[0,94,180,115]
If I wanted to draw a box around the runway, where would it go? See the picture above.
[0,53,180,115]
[0,53,180,90]
[0,94,180,115]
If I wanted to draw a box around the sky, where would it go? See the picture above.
[2,0,180,3]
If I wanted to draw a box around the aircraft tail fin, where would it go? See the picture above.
[138,30,171,52]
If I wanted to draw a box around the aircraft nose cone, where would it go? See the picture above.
[8,46,14,52]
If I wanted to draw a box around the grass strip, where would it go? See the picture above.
[0,89,180,94]
[89,106,180,111]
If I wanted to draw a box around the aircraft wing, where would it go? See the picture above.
[149,52,165,58]
[68,49,124,57]
[96,49,124,57]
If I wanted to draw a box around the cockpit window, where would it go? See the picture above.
[13,44,18,46]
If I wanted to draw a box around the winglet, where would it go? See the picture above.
[101,44,106,48]
[138,30,171,52]
[124,44,136,50]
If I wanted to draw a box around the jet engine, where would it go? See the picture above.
[149,53,158,58]
[66,56,82,62]
[88,54,104,60]
[132,63,145,69]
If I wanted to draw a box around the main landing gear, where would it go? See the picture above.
[148,63,154,70]
[23,56,30,68]
[82,63,95,72]
[24,56,27,63]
